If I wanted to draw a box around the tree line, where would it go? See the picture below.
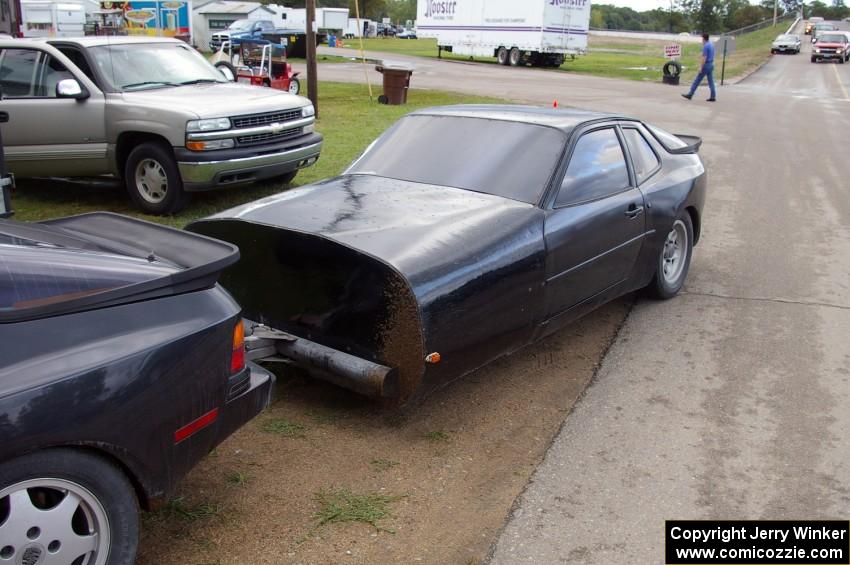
[592,0,847,34]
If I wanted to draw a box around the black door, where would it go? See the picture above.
[543,126,646,319]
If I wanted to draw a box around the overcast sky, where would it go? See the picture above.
[606,0,682,13]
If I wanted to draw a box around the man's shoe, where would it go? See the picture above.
[706,98,717,102]
[681,93,693,100]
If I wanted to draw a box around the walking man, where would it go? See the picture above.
[682,33,716,102]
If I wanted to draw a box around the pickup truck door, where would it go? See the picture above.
[542,125,647,322]
[0,45,107,177]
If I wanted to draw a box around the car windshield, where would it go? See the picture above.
[89,42,227,91]
[228,20,253,31]
[776,35,795,41]
[819,34,845,42]
[346,115,567,205]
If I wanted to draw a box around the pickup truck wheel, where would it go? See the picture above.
[125,142,188,215]
[646,213,693,299]
[278,170,298,185]
[497,46,509,65]
[0,449,139,565]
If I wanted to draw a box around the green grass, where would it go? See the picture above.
[312,488,406,532]
[10,82,498,227]
[370,458,400,471]
[261,418,308,437]
[227,471,250,486]
[424,430,449,443]
[346,27,784,83]
[155,497,224,522]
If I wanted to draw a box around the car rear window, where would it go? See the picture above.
[646,124,689,152]
[346,115,566,205]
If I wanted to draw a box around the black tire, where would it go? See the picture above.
[841,57,846,64]
[497,46,509,66]
[124,141,188,215]
[378,94,389,104]
[509,47,521,67]
[646,212,693,299]
[811,56,817,63]
[662,60,682,78]
[0,449,139,565]
[277,170,298,185]
[214,61,237,81]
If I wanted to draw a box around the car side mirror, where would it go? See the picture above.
[56,78,89,100]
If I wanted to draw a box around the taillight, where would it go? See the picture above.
[230,320,245,374]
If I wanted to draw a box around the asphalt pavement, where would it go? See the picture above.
[309,24,850,563]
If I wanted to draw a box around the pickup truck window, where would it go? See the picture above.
[0,48,75,98]
[88,43,225,91]
[56,46,97,84]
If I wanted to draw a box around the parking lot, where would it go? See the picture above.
[2,17,850,565]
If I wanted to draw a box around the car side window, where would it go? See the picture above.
[555,128,630,207]
[0,49,74,98]
[261,21,273,31]
[0,49,39,96]
[622,128,660,184]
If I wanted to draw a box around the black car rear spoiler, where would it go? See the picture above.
[669,134,702,154]
[0,212,239,323]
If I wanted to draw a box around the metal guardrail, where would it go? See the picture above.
[589,12,797,38]
[724,13,796,36]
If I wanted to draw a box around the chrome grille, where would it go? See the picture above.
[237,127,303,146]
[231,109,302,129]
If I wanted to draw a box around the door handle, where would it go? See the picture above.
[625,204,644,218]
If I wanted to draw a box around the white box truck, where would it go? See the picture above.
[416,0,590,67]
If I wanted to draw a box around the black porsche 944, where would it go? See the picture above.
[190,105,707,405]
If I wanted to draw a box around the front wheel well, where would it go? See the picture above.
[686,205,701,245]
[115,132,173,179]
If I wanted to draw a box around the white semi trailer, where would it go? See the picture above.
[416,0,590,67]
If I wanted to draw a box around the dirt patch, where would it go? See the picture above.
[137,299,630,565]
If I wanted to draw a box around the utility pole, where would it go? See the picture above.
[306,0,318,117]
[773,0,778,26]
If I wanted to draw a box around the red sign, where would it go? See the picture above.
[664,44,681,58]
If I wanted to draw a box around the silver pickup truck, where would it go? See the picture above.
[0,36,322,214]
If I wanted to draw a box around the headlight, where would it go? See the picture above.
[186,118,231,132]
[814,48,820,53]
[302,104,315,118]
[186,139,235,151]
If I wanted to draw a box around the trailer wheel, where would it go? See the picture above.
[497,46,509,65]
[287,77,300,95]
[509,47,521,66]
[214,61,237,81]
